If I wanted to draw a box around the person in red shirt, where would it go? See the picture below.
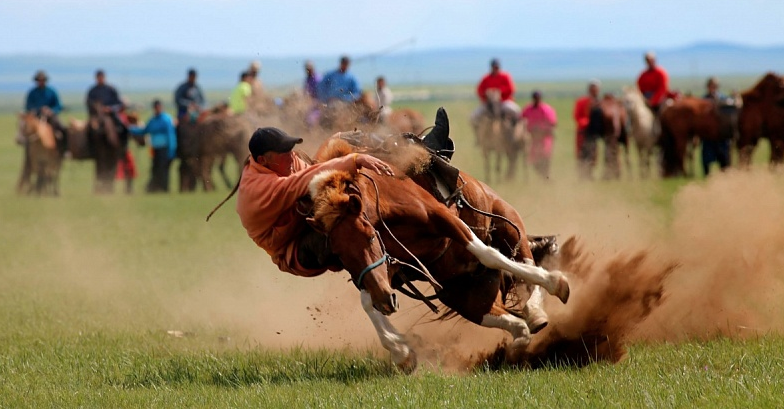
[470,58,521,129]
[236,127,394,277]
[573,79,601,160]
[636,51,670,111]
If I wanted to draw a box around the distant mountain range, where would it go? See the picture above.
[1,42,782,94]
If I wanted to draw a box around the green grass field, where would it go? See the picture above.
[2,94,784,407]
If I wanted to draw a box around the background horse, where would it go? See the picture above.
[16,112,61,196]
[737,72,784,167]
[474,88,524,183]
[623,87,658,178]
[310,138,569,372]
[659,96,738,177]
[177,104,250,192]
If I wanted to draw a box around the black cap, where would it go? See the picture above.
[249,127,303,161]
[95,69,105,77]
[187,68,197,76]
[490,58,500,68]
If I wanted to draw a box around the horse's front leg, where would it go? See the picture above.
[360,290,416,373]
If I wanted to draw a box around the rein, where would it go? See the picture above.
[357,172,442,314]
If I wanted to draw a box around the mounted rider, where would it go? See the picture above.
[25,70,68,153]
[636,51,670,112]
[173,68,205,122]
[470,58,521,133]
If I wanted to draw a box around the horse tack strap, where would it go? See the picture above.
[355,253,388,290]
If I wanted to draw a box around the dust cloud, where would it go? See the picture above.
[477,169,784,369]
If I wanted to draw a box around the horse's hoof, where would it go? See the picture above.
[394,350,418,374]
[528,316,549,334]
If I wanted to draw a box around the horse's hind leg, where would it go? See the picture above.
[438,274,532,350]
[461,221,569,304]
[360,290,417,373]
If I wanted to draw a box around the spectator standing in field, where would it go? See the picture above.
[246,60,269,113]
[573,79,601,168]
[229,71,252,115]
[303,60,321,100]
[470,58,521,130]
[636,51,670,112]
[174,68,205,121]
[375,76,393,122]
[521,90,557,180]
[129,99,177,193]
[701,76,732,175]
[317,55,361,103]
[25,70,67,152]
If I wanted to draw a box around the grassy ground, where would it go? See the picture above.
[1,96,782,407]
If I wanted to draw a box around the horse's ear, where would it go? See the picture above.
[347,194,362,215]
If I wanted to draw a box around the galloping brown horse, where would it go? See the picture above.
[308,138,569,372]
[474,89,524,183]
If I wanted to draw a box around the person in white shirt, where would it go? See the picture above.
[375,76,393,122]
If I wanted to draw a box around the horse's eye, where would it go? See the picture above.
[369,236,375,243]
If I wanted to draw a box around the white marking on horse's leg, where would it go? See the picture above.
[523,285,549,333]
[463,224,569,302]
[360,291,417,372]
[481,312,531,347]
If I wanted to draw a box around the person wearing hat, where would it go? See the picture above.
[520,90,558,180]
[246,60,268,113]
[701,76,731,176]
[25,70,67,150]
[317,55,361,104]
[129,99,178,193]
[173,68,205,121]
[470,58,521,130]
[236,127,393,277]
[636,51,670,111]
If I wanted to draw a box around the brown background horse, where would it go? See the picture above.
[16,113,61,196]
[659,96,735,177]
[737,72,784,167]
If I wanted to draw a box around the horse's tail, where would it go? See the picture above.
[206,155,249,222]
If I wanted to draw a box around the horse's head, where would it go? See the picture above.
[307,169,398,315]
[18,112,38,136]
[484,88,503,118]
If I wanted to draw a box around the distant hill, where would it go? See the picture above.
[1,42,782,94]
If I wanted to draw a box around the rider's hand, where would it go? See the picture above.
[41,106,52,116]
[356,154,394,176]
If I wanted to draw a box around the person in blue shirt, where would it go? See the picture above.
[174,68,205,121]
[25,70,67,151]
[130,100,178,193]
[317,56,361,103]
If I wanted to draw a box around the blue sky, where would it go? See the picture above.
[2,0,784,57]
